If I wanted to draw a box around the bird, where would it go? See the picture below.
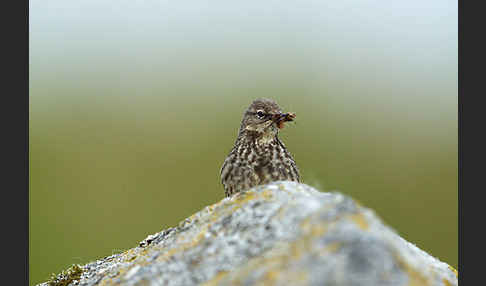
[220,98,301,197]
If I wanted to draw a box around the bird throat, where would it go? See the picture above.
[257,127,277,145]
[243,121,278,145]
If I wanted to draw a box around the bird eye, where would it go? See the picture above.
[256,110,266,119]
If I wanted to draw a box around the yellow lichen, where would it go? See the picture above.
[261,269,308,285]
[393,254,431,286]
[325,242,341,253]
[300,217,328,238]
[202,271,229,286]
[405,267,430,286]
[442,278,453,286]
[98,265,128,286]
[348,213,369,230]
[264,270,280,283]
[275,205,287,219]
[310,224,327,237]
[235,192,258,204]
[98,277,113,286]
[261,189,274,200]
[227,190,275,213]
[447,265,458,277]
[156,224,210,263]
[123,248,139,263]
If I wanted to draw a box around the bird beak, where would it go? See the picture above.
[273,112,296,129]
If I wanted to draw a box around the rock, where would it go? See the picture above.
[39,181,458,286]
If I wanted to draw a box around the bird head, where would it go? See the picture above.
[238,98,296,142]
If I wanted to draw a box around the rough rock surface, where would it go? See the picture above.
[39,181,458,286]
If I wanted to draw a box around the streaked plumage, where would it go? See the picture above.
[221,98,300,197]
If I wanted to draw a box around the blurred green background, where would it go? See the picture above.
[29,1,457,285]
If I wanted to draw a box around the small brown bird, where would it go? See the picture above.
[220,98,301,197]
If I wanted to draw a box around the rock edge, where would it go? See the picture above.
[39,181,458,286]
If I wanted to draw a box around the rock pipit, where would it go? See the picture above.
[220,98,300,197]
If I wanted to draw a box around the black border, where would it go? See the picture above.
[459,0,479,284]
[27,0,30,282]
[4,0,30,284]
[457,0,461,282]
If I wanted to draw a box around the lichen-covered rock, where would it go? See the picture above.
[39,182,458,286]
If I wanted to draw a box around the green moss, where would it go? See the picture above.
[46,264,84,286]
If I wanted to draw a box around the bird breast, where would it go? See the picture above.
[258,128,277,145]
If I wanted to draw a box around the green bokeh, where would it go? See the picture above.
[30,1,457,285]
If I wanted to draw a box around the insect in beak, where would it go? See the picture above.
[273,112,296,129]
